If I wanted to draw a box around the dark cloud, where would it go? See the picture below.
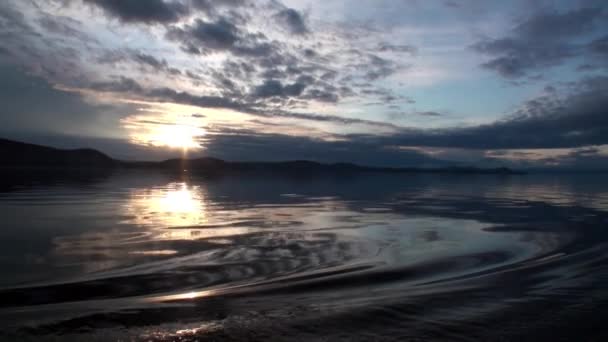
[84,76,395,128]
[133,53,167,69]
[133,52,181,75]
[253,79,307,98]
[472,7,607,78]
[90,76,144,93]
[95,50,182,76]
[168,18,238,52]
[0,65,132,136]
[364,55,401,81]
[545,148,608,170]
[274,8,309,35]
[372,76,608,149]
[588,35,608,55]
[82,0,188,24]
[200,128,438,167]
[301,88,339,103]
[166,17,277,58]
[36,15,90,42]
[303,49,316,58]
[377,43,417,54]
[417,111,443,117]
[190,0,246,14]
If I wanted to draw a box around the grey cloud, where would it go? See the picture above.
[82,0,188,24]
[201,128,436,167]
[374,76,608,149]
[472,7,607,78]
[36,15,90,42]
[167,17,277,58]
[146,86,242,110]
[90,76,144,92]
[473,37,577,78]
[133,52,181,75]
[387,111,443,121]
[96,50,182,76]
[0,3,92,84]
[364,55,400,80]
[274,8,309,35]
[588,35,608,56]
[0,3,29,33]
[525,147,608,170]
[417,111,443,117]
[514,7,602,40]
[377,43,417,54]
[168,18,239,52]
[190,0,246,14]
[303,49,316,58]
[133,53,167,69]
[301,88,339,103]
[0,65,132,137]
[84,76,396,128]
[253,79,307,98]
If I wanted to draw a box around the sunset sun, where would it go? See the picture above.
[152,124,205,150]
[122,112,207,150]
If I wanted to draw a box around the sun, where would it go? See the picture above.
[151,124,205,149]
[121,103,211,150]
[124,119,206,150]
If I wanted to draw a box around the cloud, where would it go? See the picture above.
[167,18,239,52]
[3,0,416,122]
[36,15,89,42]
[472,6,607,78]
[364,54,401,81]
[377,43,417,54]
[274,8,309,35]
[417,111,442,117]
[190,0,246,14]
[200,128,438,167]
[0,64,132,136]
[82,0,188,24]
[166,17,278,59]
[588,35,608,64]
[85,76,396,128]
[373,75,608,149]
[544,148,608,170]
[253,79,307,98]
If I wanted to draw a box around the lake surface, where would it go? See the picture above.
[0,171,607,341]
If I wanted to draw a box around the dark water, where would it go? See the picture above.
[0,171,607,341]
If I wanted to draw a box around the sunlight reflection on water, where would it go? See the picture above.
[123,182,208,228]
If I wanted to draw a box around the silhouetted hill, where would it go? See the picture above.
[0,138,521,175]
[150,157,521,175]
[0,138,115,168]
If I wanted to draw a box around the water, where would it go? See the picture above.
[0,171,607,341]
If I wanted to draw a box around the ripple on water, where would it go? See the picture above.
[0,173,607,341]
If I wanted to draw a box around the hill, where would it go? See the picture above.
[0,138,521,175]
[0,138,115,168]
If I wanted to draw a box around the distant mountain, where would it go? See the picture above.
[152,157,521,175]
[0,138,521,174]
[0,138,115,167]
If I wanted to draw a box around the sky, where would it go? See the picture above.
[0,0,607,168]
